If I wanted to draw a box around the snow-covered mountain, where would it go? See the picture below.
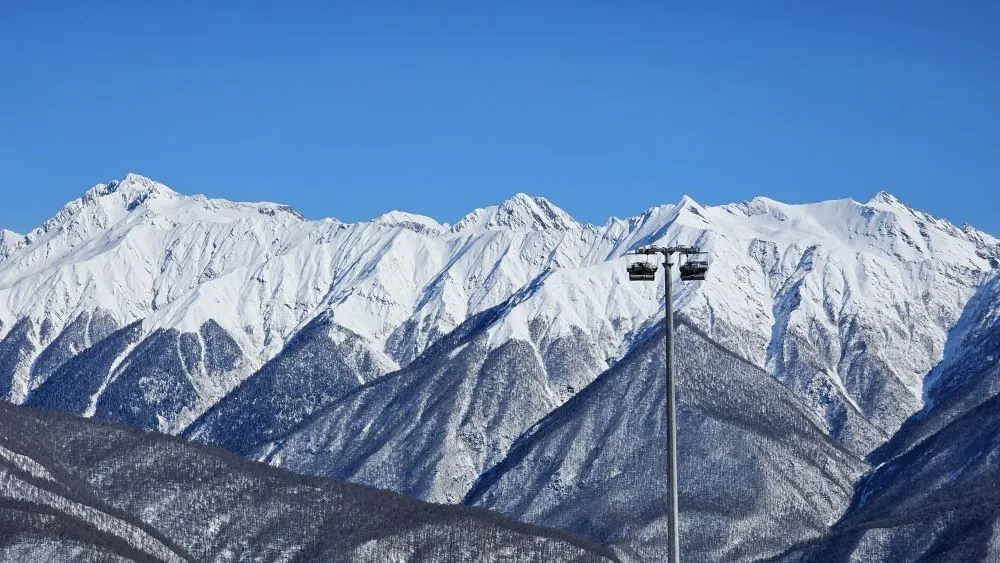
[465,321,865,562]
[2,173,997,558]
[783,272,1000,561]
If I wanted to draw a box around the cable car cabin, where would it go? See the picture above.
[627,261,657,281]
[679,254,709,281]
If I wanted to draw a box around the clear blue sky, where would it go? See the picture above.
[1,1,997,234]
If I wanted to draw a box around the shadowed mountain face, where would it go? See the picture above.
[251,300,867,561]
[184,313,395,456]
[257,333,561,504]
[464,322,865,562]
[0,402,616,562]
[777,274,1000,562]
[870,274,1000,469]
[249,298,592,506]
[781,393,1000,562]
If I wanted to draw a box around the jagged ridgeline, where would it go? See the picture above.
[1,174,998,560]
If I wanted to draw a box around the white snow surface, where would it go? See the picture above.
[373,210,447,234]
[1,174,996,448]
[0,229,24,261]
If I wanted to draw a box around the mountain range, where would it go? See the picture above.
[3,173,999,560]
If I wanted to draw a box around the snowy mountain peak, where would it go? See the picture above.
[867,191,922,217]
[82,173,177,204]
[46,174,311,239]
[18,174,185,247]
[865,191,997,249]
[452,193,580,232]
[719,195,787,220]
[869,190,902,206]
[373,210,446,234]
[676,194,710,215]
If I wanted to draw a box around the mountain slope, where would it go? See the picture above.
[249,268,631,504]
[183,313,397,455]
[0,401,616,562]
[786,393,1000,562]
[711,193,997,454]
[5,175,621,436]
[780,273,1000,561]
[462,321,865,562]
[870,272,1000,467]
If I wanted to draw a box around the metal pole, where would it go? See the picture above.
[663,251,680,563]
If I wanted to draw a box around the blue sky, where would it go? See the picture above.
[1,1,997,233]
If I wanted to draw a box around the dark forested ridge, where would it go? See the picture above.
[0,402,616,562]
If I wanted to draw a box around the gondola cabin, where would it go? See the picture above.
[627,261,657,281]
[679,253,709,281]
